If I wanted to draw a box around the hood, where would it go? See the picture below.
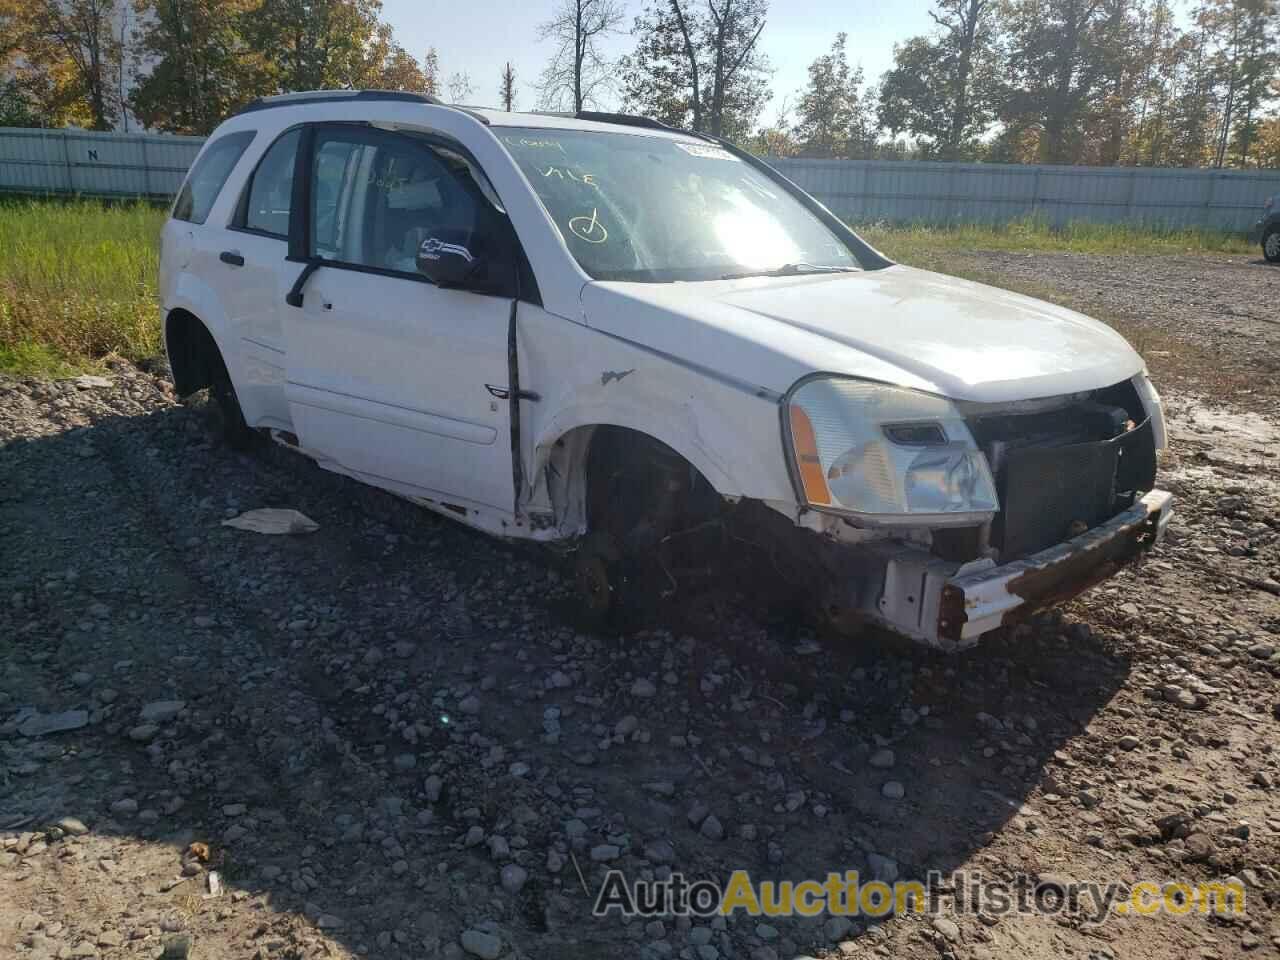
[581,265,1144,404]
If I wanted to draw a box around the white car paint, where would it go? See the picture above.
[161,93,1172,648]
[584,266,1143,403]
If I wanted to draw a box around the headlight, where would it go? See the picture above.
[784,377,998,524]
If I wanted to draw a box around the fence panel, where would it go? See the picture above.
[771,157,1280,232]
[0,128,204,199]
[2,127,1277,231]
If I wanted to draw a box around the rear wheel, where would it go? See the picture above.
[1264,227,1280,264]
[206,350,258,451]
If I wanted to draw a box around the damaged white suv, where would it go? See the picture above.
[160,90,1173,649]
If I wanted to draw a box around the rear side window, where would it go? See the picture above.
[172,131,255,224]
[236,128,300,237]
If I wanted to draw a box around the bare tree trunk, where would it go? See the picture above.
[709,0,730,136]
[671,0,701,130]
[1213,6,1240,168]
[501,62,516,110]
[705,0,764,138]
[947,0,984,159]
[117,3,128,131]
[573,0,584,112]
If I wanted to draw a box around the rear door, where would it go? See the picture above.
[282,123,520,515]
[221,128,304,429]
[163,129,255,333]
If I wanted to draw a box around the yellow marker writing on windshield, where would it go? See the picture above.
[569,208,608,244]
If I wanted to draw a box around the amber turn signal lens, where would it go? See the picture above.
[789,405,832,507]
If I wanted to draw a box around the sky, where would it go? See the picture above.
[379,0,940,124]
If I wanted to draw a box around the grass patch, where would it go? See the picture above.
[0,198,166,376]
[0,340,85,378]
[856,217,1254,259]
[0,198,1253,383]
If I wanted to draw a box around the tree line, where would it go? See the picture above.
[0,0,473,134]
[2,0,1277,168]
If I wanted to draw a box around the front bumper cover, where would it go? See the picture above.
[937,489,1173,646]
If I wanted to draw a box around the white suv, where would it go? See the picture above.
[159,90,1172,649]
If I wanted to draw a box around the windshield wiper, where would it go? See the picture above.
[719,262,858,280]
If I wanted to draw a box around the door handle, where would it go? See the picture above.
[485,384,540,402]
[219,250,244,267]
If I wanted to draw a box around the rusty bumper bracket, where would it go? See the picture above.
[939,490,1174,647]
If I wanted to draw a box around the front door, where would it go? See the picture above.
[282,124,517,515]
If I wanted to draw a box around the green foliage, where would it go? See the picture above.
[129,0,264,134]
[0,200,165,375]
[619,0,770,141]
[2,0,122,130]
[793,33,877,158]
[0,78,40,127]
[127,0,430,134]
[619,0,768,140]
[877,0,1000,159]
[619,3,700,128]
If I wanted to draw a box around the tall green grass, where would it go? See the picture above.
[0,199,166,376]
[858,216,1255,259]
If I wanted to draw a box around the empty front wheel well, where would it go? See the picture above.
[581,426,722,549]
[164,309,220,398]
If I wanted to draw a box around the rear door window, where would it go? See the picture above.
[172,130,255,224]
[236,128,300,238]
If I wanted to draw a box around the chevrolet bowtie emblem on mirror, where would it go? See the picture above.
[419,237,474,262]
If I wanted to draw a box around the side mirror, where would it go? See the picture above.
[416,231,484,287]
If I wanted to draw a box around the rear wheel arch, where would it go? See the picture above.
[164,308,220,398]
[163,309,257,449]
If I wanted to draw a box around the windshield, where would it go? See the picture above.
[498,127,861,282]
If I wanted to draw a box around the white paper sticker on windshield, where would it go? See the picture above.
[674,142,738,161]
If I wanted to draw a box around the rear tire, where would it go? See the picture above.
[207,351,258,451]
[1264,227,1280,264]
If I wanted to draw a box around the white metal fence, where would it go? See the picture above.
[0,127,204,198]
[2,126,1277,231]
[770,157,1280,232]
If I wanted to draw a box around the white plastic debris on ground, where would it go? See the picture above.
[221,508,319,535]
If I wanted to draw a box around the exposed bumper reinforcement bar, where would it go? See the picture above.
[937,490,1173,647]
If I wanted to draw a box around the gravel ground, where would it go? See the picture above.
[943,251,1280,414]
[2,254,1279,960]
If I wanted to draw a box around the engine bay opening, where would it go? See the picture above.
[962,379,1157,561]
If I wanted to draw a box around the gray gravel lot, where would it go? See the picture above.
[2,253,1279,960]
[939,251,1280,414]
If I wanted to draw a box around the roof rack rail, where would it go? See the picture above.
[234,90,445,116]
[574,111,672,131]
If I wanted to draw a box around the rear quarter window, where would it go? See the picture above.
[172,131,256,224]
